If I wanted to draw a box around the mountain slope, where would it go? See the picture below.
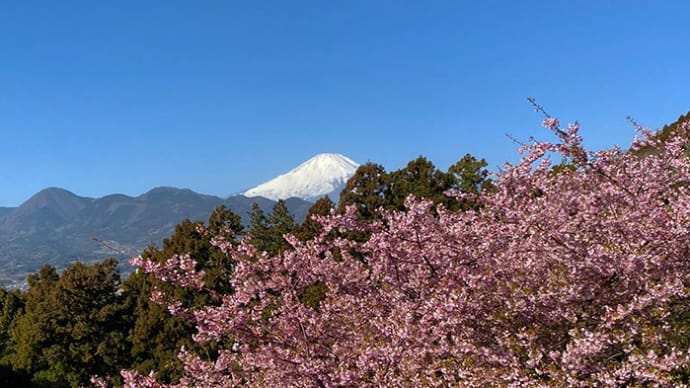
[243,153,359,201]
[0,188,92,232]
[0,187,311,287]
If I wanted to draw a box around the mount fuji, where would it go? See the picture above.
[243,153,360,202]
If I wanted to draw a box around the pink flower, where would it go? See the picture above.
[542,117,560,130]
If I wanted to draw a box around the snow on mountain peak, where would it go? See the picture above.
[243,153,360,201]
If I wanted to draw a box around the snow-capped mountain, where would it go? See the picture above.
[243,153,360,201]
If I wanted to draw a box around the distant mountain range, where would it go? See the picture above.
[0,188,312,287]
[0,153,360,287]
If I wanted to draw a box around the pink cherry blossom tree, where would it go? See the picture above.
[117,107,690,387]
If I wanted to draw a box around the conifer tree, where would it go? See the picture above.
[247,202,270,252]
[390,156,455,210]
[247,200,296,255]
[0,287,23,362]
[125,206,244,383]
[447,153,493,210]
[124,205,243,382]
[8,260,128,387]
[337,162,392,220]
[266,200,296,254]
[293,196,335,242]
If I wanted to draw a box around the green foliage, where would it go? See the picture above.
[293,196,335,242]
[203,205,243,293]
[300,281,329,312]
[247,202,270,250]
[6,266,59,378]
[121,269,189,384]
[549,160,577,177]
[338,154,492,218]
[337,162,392,220]
[448,153,492,194]
[0,288,24,360]
[207,204,244,236]
[0,287,29,386]
[390,156,458,211]
[248,200,296,255]
[125,205,243,383]
[6,260,129,387]
[267,200,296,253]
[447,153,495,210]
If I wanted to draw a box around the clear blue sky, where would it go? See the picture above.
[1,1,689,206]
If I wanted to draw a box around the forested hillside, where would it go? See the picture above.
[0,189,311,289]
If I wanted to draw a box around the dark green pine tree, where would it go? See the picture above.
[247,200,297,255]
[293,196,335,242]
[447,154,491,194]
[339,155,493,217]
[207,204,243,236]
[0,287,24,361]
[447,153,494,210]
[124,205,244,384]
[7,260,130,387]
[266,200,296,254]
[5,265,59,385]
[655,110,690,144]
[292,197,335,311]
[122,268,193,384]
[204,205,244,293]
[337,162,392,220]
[0,287,30,386]
[247,202,271,253]
[389,156,456,210]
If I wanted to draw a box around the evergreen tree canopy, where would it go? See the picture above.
[338,154,492,218]
[247,200,296,255]
[7,260,128,387]
[390,156,455,210]
[124,205,244,384]
[337,162,392,219]
[293,196,335,242]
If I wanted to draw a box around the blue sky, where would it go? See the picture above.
[1,1,689,206]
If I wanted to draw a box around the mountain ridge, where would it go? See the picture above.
[0,186,312,288]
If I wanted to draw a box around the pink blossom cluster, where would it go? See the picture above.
[130,254,205,290]
[121,116,690,386]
